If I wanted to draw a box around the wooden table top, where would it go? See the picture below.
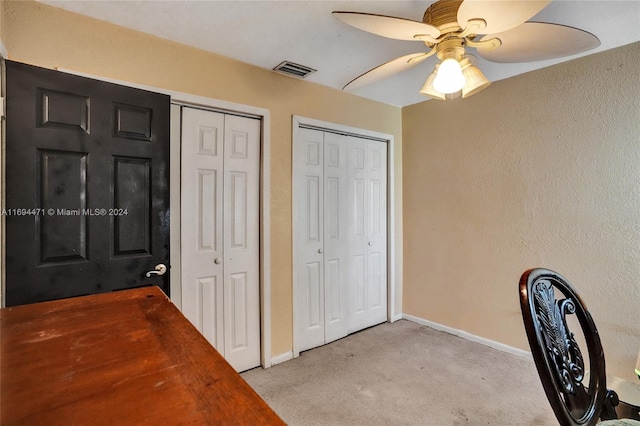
[0,286,285,425]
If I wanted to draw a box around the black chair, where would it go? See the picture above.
[519,268,640,426]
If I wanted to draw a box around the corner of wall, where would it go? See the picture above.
[402,313,532,359]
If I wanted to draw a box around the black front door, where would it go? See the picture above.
[5,61,170,306]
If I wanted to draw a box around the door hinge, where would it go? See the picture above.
[0,97,5,118]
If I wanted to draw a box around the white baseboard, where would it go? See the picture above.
[271,351,294,366]
[402,313,532,359]
[273,316,530,369]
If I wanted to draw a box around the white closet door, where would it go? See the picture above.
[365,139,388,326]
[181,108,225,350]
[181,107,261,372]
[323,132,350,344]
[222,114,261,372]
[294,127,388,353]
[294,128,325,352]
[347,136,388,332]
[347,137,369,333]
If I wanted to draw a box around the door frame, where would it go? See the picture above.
[0,54,6,308]
[292,115,399,358]
[0,68,273,369]
[0,54,5,308]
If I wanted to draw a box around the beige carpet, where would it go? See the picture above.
[241,320,557,425]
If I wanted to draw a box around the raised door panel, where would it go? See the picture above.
[294,128,325,352]
[198,275,224,349]
[36,150,88,265]
[113,157,151,256]
[180,107,225,350]
[198,170,219,252]
[223,114,261,372]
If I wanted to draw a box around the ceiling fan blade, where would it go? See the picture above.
[458,0,551,35]
[333,11,440,41]
[477,22,600,63]
[343,52,432,91]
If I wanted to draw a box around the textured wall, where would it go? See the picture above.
[1,0,403,358]
[403,42,640,381]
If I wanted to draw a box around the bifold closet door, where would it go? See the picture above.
[294,127,387,353]
[322,132,351,344]
[180,107,260,372]
[346,136,388,333]
[294,128,326,352]
[294,129,351,352]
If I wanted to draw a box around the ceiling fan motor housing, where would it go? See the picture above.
[423,0,464,34]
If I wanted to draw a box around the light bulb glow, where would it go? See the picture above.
[432,58,465,94]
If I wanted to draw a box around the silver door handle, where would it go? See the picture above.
[145,264,167,277]
[368,242,372,246]
[214,258,222,264]
[318,248,323,254]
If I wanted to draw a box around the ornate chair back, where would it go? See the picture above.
[519,268,619,426]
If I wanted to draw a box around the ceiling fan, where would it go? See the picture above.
[333,0,600,100]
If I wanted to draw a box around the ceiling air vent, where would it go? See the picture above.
[273,61,316,79]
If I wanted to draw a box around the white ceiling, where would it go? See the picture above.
[39,0,640,107]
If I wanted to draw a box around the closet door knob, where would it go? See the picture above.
[368,242,372,246]
[318,248,324,254]
[214,258,222,264]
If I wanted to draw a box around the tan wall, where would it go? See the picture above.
[0,0,4,48]
[2,0,403,358]
[403,42,640,381]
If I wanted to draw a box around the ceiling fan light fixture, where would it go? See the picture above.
[432,58,465,94]
[419,66,446,100]
[460,58,491,98]
[335,0,602,103]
